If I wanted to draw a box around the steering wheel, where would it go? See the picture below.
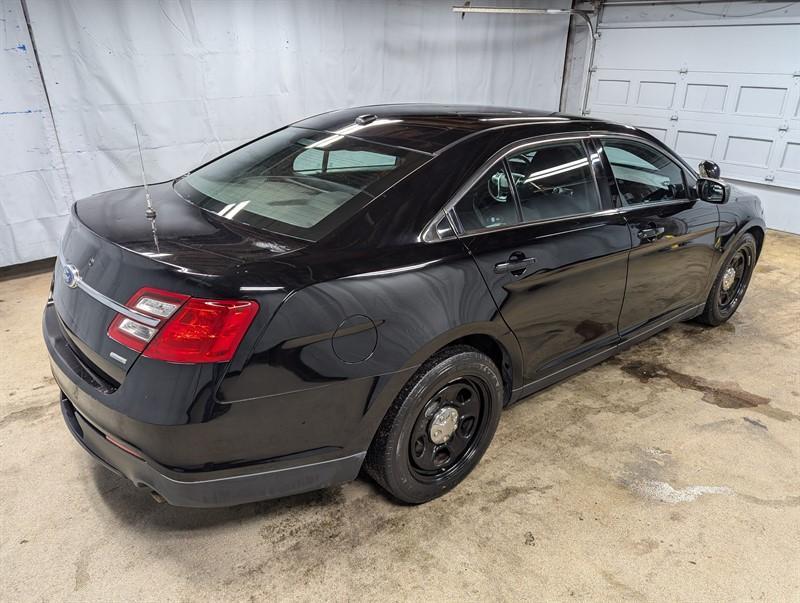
[472,170,527,228]
[487,170,526,203]
[642,182,677,203]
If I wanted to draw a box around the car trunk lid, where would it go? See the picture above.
[53,181,304,383]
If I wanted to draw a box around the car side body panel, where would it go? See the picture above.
[218,238,523,459]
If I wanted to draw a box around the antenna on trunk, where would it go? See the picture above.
[134,123,157,221]
[134,123,159,252]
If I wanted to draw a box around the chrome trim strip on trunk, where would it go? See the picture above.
[74,277,160,328]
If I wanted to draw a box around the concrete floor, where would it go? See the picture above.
[1,231,798,602]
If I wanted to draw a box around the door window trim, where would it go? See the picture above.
[504,139,605,228]
[422,130,700,243]
[596,135,694,208]
[423,133,605,242]
[450,158,524,235]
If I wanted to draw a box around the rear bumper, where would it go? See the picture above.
[60,392,364,507]
[44,301,365,507]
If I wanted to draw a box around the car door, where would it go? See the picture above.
[597,136,720,338]
[451,137,631,383]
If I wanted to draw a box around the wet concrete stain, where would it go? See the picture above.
[632,538,660,554]
[490,482,553,504]
[738,494,800,508]
[0,401,56,428]
[621,360,798,422]
[601,570,646,600]
[695,418,737,431]
[524,531,536,546]
[743,416,768,430]
[74,551,91,591]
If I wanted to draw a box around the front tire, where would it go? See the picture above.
[365,345,503,504]
[696,233,758,326]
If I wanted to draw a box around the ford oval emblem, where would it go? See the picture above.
[63,264,80,289]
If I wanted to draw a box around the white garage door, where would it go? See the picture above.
[585,2,800,232]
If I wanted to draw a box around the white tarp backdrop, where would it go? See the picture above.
[0,0,571,266]
[0,0,73,265]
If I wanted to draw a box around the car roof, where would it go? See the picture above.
[292,103,602,154]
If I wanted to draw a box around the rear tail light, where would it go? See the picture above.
[107,287,258,363]
[143,299,259,363]
[115,318,157,348]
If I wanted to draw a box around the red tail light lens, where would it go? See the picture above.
[108,288,189,352]
[107,287,258,363]
[143,298,258,363]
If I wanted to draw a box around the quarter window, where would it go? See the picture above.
[507,141,601,222]
[453,161,520,233]
[602,139,687,205]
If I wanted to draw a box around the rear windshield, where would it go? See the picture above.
[174,126,427,240]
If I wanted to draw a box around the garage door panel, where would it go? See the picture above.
[588,108,677,146]
[589,68,681,120]
[588,13,799,232]
[735,84,789,117]
[594,75,631,107]
[778,142,800,173]
[671,119,781,183]
[724,135,772,167]
[674,129,718,164]
[638,125,669,143]
[636,80,677,109]
[588,26,800,194]
[683,82,728,113]
[773,134,800,188]
[677,73,793,128]
[785,85,800,127]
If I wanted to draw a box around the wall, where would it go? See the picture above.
[0,0,571,266]
[0,0,73,265]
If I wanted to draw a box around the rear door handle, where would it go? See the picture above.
[637,226,665,241]
[494,256,537,274]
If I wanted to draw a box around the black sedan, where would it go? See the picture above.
[44,105,765,506]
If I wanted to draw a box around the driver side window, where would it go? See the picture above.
[602,139,686,205]
[453,161,521,233]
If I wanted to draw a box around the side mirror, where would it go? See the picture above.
[699,160,721,179]
[696,178,727,204]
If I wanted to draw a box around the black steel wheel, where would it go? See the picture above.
[365,345,503,504]
[407,377,489,482]
[696,233,758,326]
[716,246,751,313]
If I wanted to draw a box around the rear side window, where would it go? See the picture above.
[507,141,601,222]
[602,139,687,204]
[174,127,426,240]
[453,161,520,233]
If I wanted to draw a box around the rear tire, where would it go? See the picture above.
[365,345,503,504]
[696,233,757,326]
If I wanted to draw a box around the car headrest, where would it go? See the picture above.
[529,146,582,174]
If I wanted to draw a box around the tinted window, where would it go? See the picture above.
[508,141,600,222]
[603,139,686,204]
[293,148,397,173]
[454,162,520,233]
[174,127,425,239]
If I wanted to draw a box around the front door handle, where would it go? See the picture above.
[494,255,537,274]
[637,226,665,241]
